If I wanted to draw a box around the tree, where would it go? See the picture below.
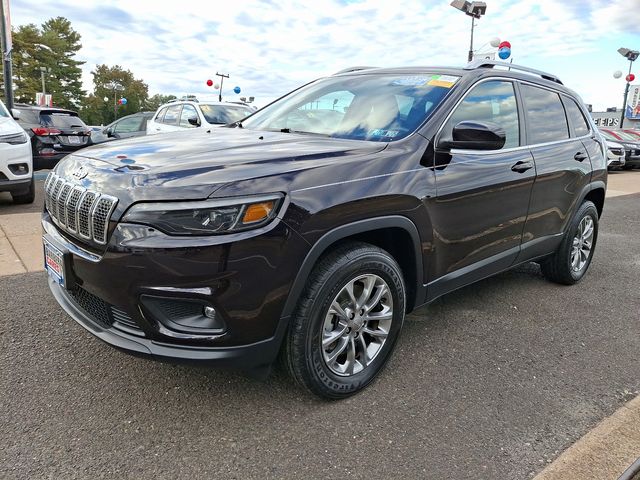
[9,17,85,109]
[145,94,177,111]
[80,64,150,125]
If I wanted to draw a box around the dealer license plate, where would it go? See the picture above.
[44,238,65,286]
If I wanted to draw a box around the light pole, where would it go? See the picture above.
[450,0,487,62]
[617,48,639,129]
[106,82,124,121]
[215,72,229,102]
[0,0,14,110]
[39,66,51,95]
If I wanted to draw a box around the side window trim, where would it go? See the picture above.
[435,77,520,152]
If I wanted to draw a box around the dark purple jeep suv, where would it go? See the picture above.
[42,61,607,399]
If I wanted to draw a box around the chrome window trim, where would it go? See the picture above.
[434,75,594,156]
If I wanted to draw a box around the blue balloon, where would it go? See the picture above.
[233,86,241,94]
[121,98,128,105]
[498,47,511,60]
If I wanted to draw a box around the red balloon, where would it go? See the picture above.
[626,73,636,82]
[206,79,213,87]
[499,41,511,49]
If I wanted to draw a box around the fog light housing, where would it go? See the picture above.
[139,295,226,336]
[8,163,29,175]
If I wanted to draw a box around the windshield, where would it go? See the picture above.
[599,130,619,141]
[0,100,9,118]
[614,130,639,142]
[200,104,254,124]
[39,112,87,129]
[241,73,458,141]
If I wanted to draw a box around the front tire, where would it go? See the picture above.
[541,201,599,285]
[283,242,406,399]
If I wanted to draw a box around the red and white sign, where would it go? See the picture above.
[36,92,53,106]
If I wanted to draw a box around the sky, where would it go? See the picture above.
[10,0,640,110]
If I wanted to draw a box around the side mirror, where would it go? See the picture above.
[11,108,21,120]
[441,121,506,151]
[188,117,200,127]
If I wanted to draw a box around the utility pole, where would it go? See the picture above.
[0,0,14,110]
[215,72,229,102]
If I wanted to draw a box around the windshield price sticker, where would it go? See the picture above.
[427,75,459,88]
[391,77,429,87]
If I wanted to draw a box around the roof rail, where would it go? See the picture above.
[333,66,377,75]
[464,60,563,85]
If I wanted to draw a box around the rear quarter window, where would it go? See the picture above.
[562,96,590,137]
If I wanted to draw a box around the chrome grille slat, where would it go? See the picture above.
[78,191,97,239]
[44,173,118,246]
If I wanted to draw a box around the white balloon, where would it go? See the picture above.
[490,37,501,48]
[613,70,623,79]
[103,97,109,102]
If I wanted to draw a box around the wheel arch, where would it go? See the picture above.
[281,216,425,318]
[583,182,606,218]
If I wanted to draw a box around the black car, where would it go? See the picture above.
[14,103,91,170]
[42,61,607,399]
[91,112,155,145]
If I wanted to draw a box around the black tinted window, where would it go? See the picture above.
[521,85,569,144]
[442,80,520,148]
[39,112,86,129]
[563,96,590,137]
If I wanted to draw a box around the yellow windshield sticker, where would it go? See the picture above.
[426,75,459,88]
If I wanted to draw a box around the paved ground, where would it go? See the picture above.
[1,185,639,478]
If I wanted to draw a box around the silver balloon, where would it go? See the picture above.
[490,37,501,48]
[613,70,623,79]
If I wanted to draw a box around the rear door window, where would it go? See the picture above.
[520,85,569,144]
[562,96,590,137]
[162,105,182,126]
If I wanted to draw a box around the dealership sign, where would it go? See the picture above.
[627,84,640,119]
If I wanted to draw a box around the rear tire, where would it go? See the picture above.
[540,201,598,285]
[283,241,406,399]
[11,177,35,204]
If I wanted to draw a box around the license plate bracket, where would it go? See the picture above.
[67,135,81,145]
[43,236,73,289]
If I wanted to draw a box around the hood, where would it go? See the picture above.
[54,127,386,211]
[0,116,24,135]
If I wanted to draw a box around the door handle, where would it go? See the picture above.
[511,160,534,173]
[574,152,587,162]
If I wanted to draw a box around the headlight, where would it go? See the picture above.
[0,132,28,145]
[122,194,284,235]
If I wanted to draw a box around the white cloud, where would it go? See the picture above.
[10,0,640,110]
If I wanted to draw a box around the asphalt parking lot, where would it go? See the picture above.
[1,184,639,479]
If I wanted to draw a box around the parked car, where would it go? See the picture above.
[42,61,606,399]
[599,128,640,169]
[13,103,91,170]
[147,99,254,135]
[605,140,626,170]
[622,129,640,140]
[0,100,34,203]
[90,112,155,145]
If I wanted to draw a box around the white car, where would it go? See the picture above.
[0,100,34,204]
[147,99,255,135]
[605,140,625,170]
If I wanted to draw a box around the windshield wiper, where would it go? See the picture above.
[278,128,330,137]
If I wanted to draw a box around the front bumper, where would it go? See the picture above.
[0,177,31,194]
[48,277,288,368]
[42,210,308,369]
